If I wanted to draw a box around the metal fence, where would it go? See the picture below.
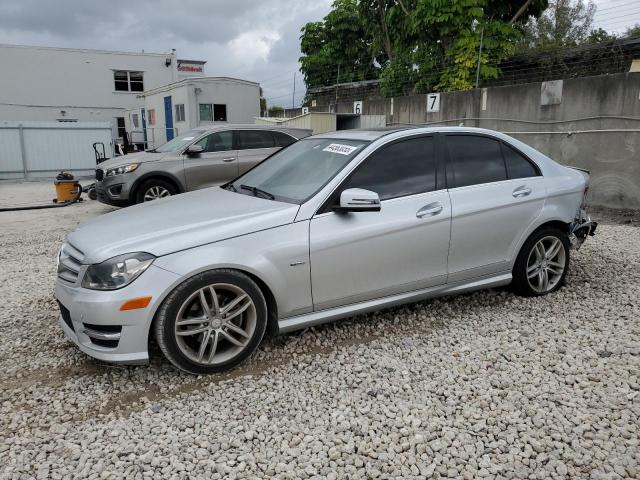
[0,121,113,180]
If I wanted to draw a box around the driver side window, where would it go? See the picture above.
[340,136,436,201]
[195,131,233,152]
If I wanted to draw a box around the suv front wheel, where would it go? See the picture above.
[136,178,176,204]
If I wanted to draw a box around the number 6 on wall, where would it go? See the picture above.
[427,93,440,113]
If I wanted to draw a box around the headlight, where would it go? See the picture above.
[81,252,155,290]
[105,163,138,177]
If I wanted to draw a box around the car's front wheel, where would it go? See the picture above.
[154,269,268,374]
[512,227,570,297]
[136,178,176,204]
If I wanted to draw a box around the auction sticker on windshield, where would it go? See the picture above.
[323,144,359,155]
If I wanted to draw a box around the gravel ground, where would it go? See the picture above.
[1,182,639,479]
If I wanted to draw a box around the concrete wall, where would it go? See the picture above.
[330,73,640,208]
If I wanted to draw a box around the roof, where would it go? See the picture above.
[142,76,259,95]
[311,127,413,141]
[0,43,181,58]
[189,124,311,133]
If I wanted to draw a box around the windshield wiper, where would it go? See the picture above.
[240,184,275,200]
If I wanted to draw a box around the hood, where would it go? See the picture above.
[98,151,167,170]
[67,188,300,264]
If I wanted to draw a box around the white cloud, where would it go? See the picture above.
[228,30,281,67]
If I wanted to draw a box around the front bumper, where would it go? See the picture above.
[95,175,134,206]
[55,264,181,364]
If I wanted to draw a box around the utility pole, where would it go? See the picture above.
[335,64,340,112]
[292,72,296,118]
[475,27,484,89]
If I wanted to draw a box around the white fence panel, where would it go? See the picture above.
[0,127,23,180]
[0,121,112,179]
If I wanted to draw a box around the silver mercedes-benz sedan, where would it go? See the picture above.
[56,127,597,374]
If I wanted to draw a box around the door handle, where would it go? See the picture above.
[512,186,532,198]
[416,202,443,218]
[222,157,236,162]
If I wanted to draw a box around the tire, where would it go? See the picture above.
[154,269,268,374]
[88,187,98,201]
[135,178,176,204]
[511,226,570,297]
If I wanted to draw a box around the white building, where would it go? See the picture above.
[135,77,261,148]
[0,44,206,141]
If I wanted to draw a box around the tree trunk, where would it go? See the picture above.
[377,0,394,61]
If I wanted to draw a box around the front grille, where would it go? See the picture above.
[58,301,75,332]
[95,169,104,181]
[57,242,85,284]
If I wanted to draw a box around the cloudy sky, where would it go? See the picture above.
[0,0,638,109]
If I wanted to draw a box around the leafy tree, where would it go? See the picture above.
[299,0,381,89]
[268,106,284,117]
[625,24,640,38]
[520,0,596,49]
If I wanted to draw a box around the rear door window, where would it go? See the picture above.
[446,135,507,188]
[502,143,539,179]
[236,130,275,150]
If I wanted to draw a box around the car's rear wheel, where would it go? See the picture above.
[512,227,570,297]
[154,269,267,374]
[136,178,176,204]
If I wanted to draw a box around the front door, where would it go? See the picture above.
[309,135,451,311]
[183,131,238,190]
[163,96,174,141]
[444,134,545,282]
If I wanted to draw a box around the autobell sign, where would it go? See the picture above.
[177,61,204,73]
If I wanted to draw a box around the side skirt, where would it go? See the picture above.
[277,272,512,334]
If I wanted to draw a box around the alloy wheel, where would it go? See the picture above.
[174,283,257,365]
[143,186,171,201]
[526,235,566,293]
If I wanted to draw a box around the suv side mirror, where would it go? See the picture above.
[185,144,204,156]
[334,188,381,212]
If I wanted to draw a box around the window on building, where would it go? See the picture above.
[131,113,139,129]
[199,104,213,122]
[114,71,144,92]
[341,136,436,201]
[214,104,227,121]
[446,135,507,188]
[236,130,275,150]
[147,109,156,126]
[116,117,126,139]
[175,104,186,122]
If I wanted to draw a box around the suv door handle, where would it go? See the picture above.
[512,186,532,198]
[416,202,443,218]
[222,157,236,162]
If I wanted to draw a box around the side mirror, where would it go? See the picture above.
[334,188,381,212]
[185,144,204,156]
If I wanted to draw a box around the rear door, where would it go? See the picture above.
[236,130,279,174]
[183,130,238,190]
[445,134,545,282]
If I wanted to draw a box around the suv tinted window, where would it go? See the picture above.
[195,131,233,152]
[236,130,275,150]
[272,131,296,147]
[341,136,436,201]
[447,135,506,188]
[503,143,539,179]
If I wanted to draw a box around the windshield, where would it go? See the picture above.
[154,129,205,153]
[226,138,368,204]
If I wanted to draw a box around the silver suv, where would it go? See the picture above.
[95,125,311,206]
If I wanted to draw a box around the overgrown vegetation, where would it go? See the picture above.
[299,0,638,97]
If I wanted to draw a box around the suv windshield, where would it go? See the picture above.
[153,130,205,153]
[226,138,368,204]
